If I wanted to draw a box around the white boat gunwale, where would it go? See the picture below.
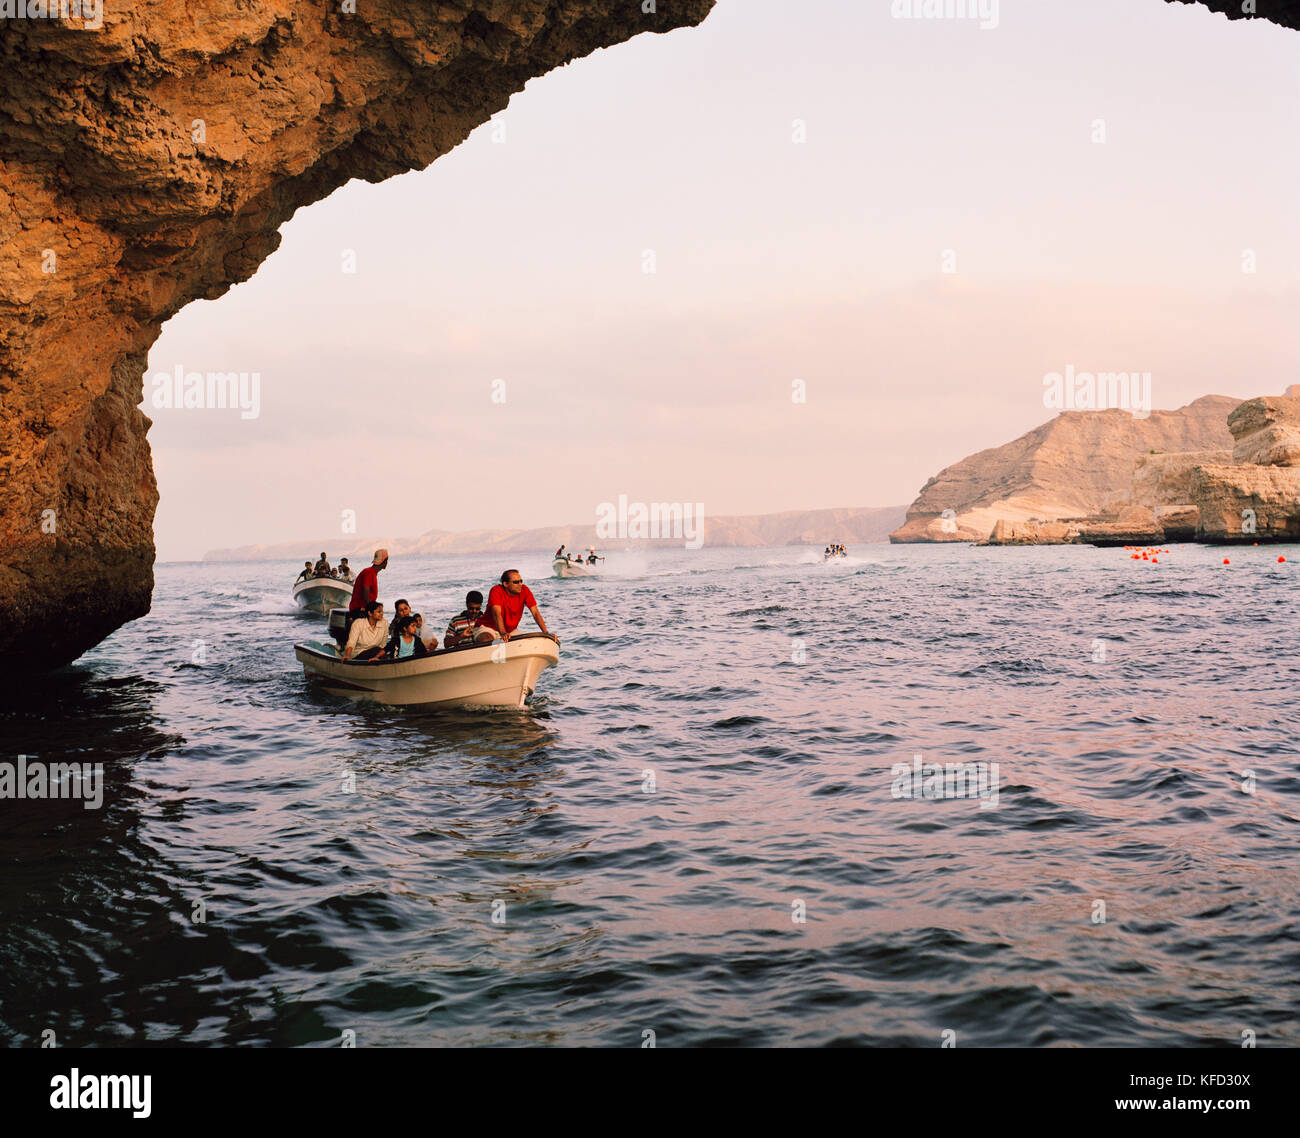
[294,631,557,670]
[293,631,560,708]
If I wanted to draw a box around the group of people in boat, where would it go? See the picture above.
[554,544,603,566]
[340,549,559,662]
[295,552,353,583]
[824,544,847,559]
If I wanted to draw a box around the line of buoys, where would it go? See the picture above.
[1124,545,1170,563]
[1120,546,1291,567]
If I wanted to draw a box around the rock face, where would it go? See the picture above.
[1152,504,1200,541]
[0,1,714,672]
[1193,465,1300,542]
[981,519,1081,546]
[890,396,1238,544]
[1192,396,1300,542]
[1078,506,1165,548]
[1227,396,1300,467]
[1078,394,1300,545]
[1127,449,1233,511]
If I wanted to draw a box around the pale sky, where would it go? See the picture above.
[147,0,1300,560]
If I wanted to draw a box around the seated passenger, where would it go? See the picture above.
[314,551,332,577]
[391,598,412,632]
[337,557,353,582]
[444,591,484,648]
[343,601,388,660]
[388,615,428,660]
[296,560,314,583]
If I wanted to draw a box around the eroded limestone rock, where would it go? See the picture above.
[1228,396,1300,467]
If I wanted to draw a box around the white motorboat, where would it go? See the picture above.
[292,575,353,613]
[553,557,599,578]
[294,632,559,709]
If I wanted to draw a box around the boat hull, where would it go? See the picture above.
[293,577,353,613]
[552,558,597,578]
[294,633,559,709]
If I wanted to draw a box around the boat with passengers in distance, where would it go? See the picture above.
[552,557,595,578]
[553,548,604,578]
[292,574,354,613]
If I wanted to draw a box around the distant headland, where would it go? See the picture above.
[890,389,1300,546]
[202,504,909,562]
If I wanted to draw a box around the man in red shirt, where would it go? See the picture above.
[475,569,559,646]
[349,548,389,612]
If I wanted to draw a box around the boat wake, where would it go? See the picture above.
[793,551,880,569]
[246,592,300,614]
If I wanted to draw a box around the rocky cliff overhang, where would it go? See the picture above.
[0,0,713,672]
[1171,0,1300,31]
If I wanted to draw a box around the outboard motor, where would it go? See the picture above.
[328,607,351,649]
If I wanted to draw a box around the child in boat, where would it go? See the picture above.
[388,615,428,660]
[444,591,484,648]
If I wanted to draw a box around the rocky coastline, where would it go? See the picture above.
[895,392,1300,549]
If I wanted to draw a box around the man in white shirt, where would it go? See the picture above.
[344,601,388,660]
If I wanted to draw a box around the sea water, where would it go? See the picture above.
[1,543,1297,1046]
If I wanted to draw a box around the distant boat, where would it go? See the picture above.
[553,557,598,578]
[824,548,848,561]
[294,633,559,709]
[292,576,353,613]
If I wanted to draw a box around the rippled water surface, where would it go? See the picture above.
[2,544,1298,1046]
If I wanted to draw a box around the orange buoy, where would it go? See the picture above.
[1130,554,1139,560]
[1223,558,1231,565]
[1152,557,1159,563]
[1279,556,1287,563]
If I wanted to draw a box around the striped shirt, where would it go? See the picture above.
[445,610,479,640]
